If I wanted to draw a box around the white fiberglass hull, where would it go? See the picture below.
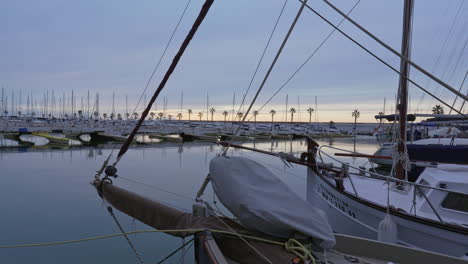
[306,167,468,259]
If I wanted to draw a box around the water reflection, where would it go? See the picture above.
[0,136,379,264]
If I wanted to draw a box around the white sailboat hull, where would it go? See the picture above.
[306,167,468,259]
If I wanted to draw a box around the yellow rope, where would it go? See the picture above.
[0,229,203,248]
[285,239,317,264]
[0,228,316,263]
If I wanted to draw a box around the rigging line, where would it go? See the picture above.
[235,0,289,118]
[105,203,145,263]
[123,0,192,133]
[0,229,285,249]
[206,204,275,264]
[433,36,468,108]
[299,1,467,117]
[249,0,361,119]
[231,0,308,142]
[116,0,215,161]
[118,176,194,201]
[445,35,468,85]
[449,70,468,114]
[156,237,194,264]
[443,34,468,86]
[432,1,466,101]
[314,0,468,102]
[456,71,468,113]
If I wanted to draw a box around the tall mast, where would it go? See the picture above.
[232,92,235,122]
[125,95,128,119]
[1,86,4,116]
[206,93,209,121]
[180,91,183,115]
[396,0,414,180]
[112,92,115,116]
[87,90,90,119]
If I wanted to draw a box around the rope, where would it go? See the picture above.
[285,239,316,264]
[205,204,275,264]
[116,0,215,161]
[235,0,289,120]
[222,0,308,156]
[106,205,145,263]
[250,0,361,119]
[119,176,194,201]
[317,0,468,102]
[299,0,467,117]
[156,237,194,264]
[94,151,113,180]
[123,0,193,135]
[449,71,468,114]
[0,228,317,263]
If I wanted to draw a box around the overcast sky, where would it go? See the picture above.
[1,0,467,122]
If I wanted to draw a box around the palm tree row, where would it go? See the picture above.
[69,106,320,122]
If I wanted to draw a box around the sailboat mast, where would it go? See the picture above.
[396,0,414,180]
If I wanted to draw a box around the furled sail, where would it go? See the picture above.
[210,156,336,249]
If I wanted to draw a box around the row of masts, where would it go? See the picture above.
[0,87,100,119]
[0,87,320,122]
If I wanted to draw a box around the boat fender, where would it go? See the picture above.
[377,214,398,244]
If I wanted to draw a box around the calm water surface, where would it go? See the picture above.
[0,136,379,263]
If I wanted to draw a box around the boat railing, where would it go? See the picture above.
[315,144,467,224]
[316,144,467,195]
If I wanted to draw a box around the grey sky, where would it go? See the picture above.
[1,0,466,122]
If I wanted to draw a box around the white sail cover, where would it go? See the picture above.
[209,156,335,249]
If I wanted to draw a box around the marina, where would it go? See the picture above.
[1,0,468,263]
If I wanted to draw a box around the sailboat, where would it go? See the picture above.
[90,0,467,262]
[306,0,468,259]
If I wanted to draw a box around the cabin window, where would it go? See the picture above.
[441,193,468,213]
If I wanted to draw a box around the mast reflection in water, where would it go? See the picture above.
[0,137,379,263]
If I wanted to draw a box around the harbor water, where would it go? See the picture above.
[0,136,379,263]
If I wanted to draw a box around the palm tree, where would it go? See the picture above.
[307,107,314,123]
[133,112,138,120]
[222,110,229,123]
[177,113,182,120]
[168,114,173,120]
[187,109,192,122]
[329,120,335,127]
[237,112,243,121]
[209,107,216,121]
[158,112,163,120]
[102,113,107,120]
[289,108,296,123]
[270,109,276,122]
[352,109,360,135]
[125,113,130,120]
[110,113,115,120]
[198,112,203,121]
[150,112,155,120]
[252,110,259,126]
[117,113,122,120]
[432,105,444,115]
[78,110,83,120]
